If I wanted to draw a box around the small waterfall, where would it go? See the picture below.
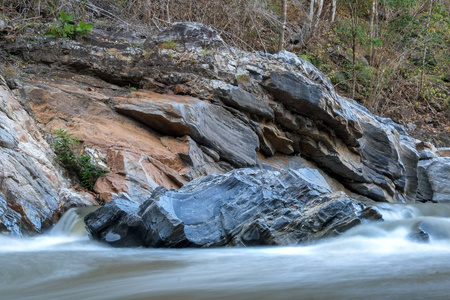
[342,203,450,242]
[374,203,450,220]
[51,206,99,237]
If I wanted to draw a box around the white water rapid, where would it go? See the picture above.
[1,204,450,300]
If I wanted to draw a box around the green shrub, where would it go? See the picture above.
[329,72,347,86]
[52,129,107,190]
[45,10,93,39]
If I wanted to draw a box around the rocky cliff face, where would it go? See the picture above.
[0,77,96,236]
[1,22,449,244]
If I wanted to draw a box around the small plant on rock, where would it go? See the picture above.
[158,40,177,50]
[52,129,107,190]
[45,10,93,40]
[236,74,251,87]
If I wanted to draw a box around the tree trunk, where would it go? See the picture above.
[166,0,171,23]
[350,1,358,99]
[311,0,324,33]
[331,0,337,23]
[420,0,434,94]
[369,0,378,66]
[309,0,316,25]
[278,0,288,52]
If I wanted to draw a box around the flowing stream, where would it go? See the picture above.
[2,203,450,300]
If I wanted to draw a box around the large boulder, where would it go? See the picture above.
[85,167,382,247]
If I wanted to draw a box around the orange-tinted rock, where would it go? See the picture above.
[94,173,129,203]
[22,81,190,199]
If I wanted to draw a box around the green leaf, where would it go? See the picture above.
[59,10,75,22]
[84,23,94,31]
[60,10,68,20]
[64,23,74,31]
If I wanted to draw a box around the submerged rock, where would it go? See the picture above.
[85,168,381,248]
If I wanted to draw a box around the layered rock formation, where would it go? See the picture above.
[0,77,96,236]
[1,22,449,244]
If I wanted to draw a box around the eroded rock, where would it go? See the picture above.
[143,22,225,51]
[85,168,381,247]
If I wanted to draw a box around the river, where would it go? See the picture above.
[1,203,450,300]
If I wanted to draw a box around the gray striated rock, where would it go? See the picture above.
[398,136,420,202]
[85,168,382,248]
[262,71,362,148]
[417,157,450,202]
[0,193,23,237]
[262,71,323,116]
[0,150,60,232]
[0,123,18,148]
[143,22,225,51]
[215,85,274,120]
[114,94,259,168]
[175,136,231,180]
[85,193,146,247]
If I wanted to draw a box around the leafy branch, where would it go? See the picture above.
[45,10,93,39]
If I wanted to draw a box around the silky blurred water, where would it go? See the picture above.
[1,204,450,300]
